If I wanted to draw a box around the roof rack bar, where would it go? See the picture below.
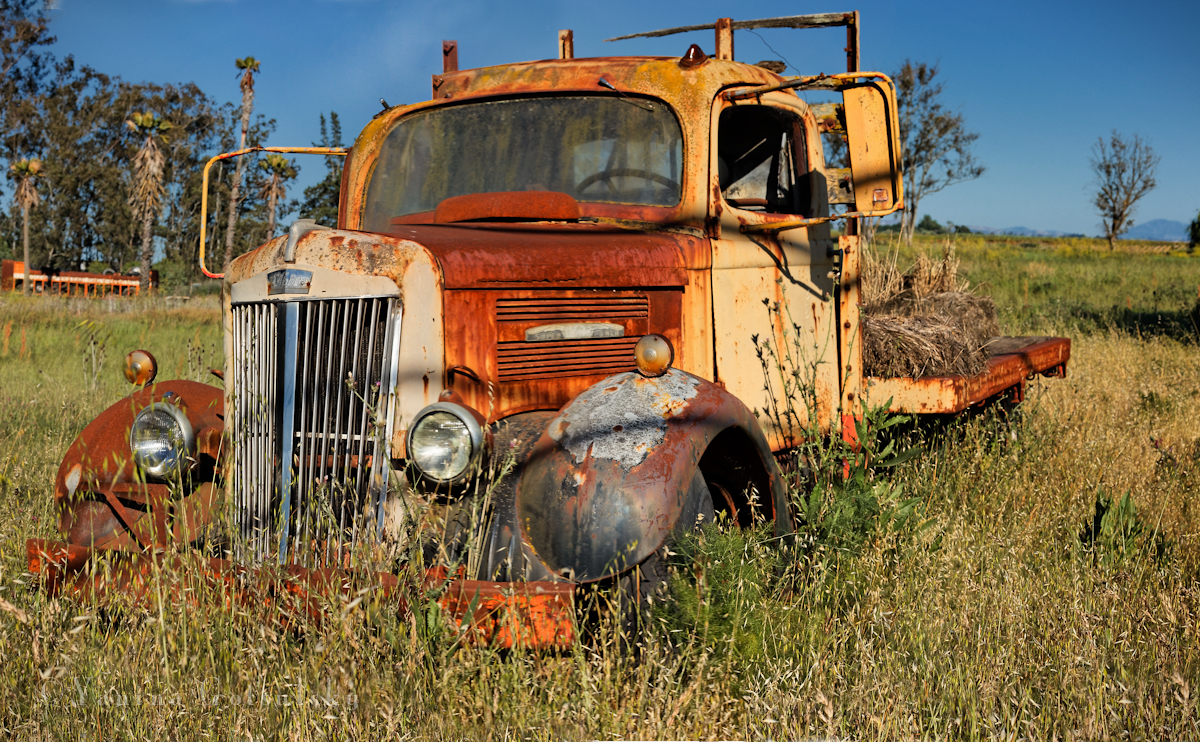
[604,12,857,42]
[845,11,859,74]
[714,17,733,60]
[605,11,859,74]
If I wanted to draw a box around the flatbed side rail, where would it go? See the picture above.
[864,336,1071,415]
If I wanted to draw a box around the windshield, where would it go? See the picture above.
[362,95,683,232]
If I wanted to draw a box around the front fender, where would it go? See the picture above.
[516,369,788,583]
[55,380,224,548]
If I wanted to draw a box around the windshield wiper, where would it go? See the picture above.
[597,78,655,111]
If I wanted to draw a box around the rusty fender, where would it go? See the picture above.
[53,381,225,551]
[516,369,788,583]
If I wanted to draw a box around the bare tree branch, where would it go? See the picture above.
[895,60,984,244]
[1090,131,1159,250]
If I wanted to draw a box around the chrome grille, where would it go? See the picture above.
[230,297,399,564]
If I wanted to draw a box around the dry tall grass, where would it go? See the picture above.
[0,258,1198,739]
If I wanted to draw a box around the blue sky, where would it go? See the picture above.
[37,0,1200,235]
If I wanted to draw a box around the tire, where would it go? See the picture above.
[617,470,714,646]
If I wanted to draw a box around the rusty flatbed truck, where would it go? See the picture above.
[27,13,1069,647]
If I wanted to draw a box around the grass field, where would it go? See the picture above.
[1,238,1199,740]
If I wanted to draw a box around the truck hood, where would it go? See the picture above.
[227,221,698,291]
[386,222,694,290]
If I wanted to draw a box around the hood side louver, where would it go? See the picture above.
[496,295,648,382]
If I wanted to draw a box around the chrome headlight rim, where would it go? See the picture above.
[406,402,485,484]
[129,401,196,480]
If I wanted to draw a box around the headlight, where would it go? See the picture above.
[407,402,484,483]
[129,402,195,479]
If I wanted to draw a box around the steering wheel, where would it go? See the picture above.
[576,168,680,193]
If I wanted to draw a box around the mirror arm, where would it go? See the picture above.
[722,71,895,101]
[199,146,349,280]
[739,200,904,236]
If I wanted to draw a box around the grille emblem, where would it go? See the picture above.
[267,269,312,295]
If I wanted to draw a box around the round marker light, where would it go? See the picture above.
[634,334,674,377]
[123,349,158,386]
[129,402,195,479]
[407,402,485,483]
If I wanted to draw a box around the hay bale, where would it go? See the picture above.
[861,243,964,306]
[859,242,1003,378]
[865,291,1000,350]
[861,314,989,378]
[926,292,1000,347]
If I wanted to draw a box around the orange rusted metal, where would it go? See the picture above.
[1,260,149,295]
[517,369,790,582]
[836,234,863,442]
[54,380,224,551]
[557,30,574,61]
[414,191,581,225]
[434,573,575,648]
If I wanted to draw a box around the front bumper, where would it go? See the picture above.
[26,538,576,649]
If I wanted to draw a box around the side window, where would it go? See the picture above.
[718,105,811,215]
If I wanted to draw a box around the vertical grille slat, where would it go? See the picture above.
[339,299,366,557]
[295,301,316,552]
[230,302,281,561]
[299,301,326,555]
[230,296,397,566]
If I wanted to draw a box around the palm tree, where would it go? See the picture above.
[223,56,260,273]
[126,111,172,294]
[258,153,297,239]
[7,159,42,297]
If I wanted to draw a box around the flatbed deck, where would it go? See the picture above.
[864,336,1071,415]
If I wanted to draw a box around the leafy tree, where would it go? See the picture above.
[7,157,39,295]
[895,61,984,244]
[0,0,55,162]
[0,0,54,267]
[0,12,254,290]
[1090,131,1159,250]
[29,61,132,272]
[1188,208,1199,255]
[299,111,343,226]
[19,57,228,288]
[153,85,226,287]
[257,153,296,240]
[916,214,945,234]
[222,56,259,273]
[126,111,171,292]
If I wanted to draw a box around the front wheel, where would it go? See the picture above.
[617,470,714,643]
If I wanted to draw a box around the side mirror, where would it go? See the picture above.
[727,72,904,236]
[842,80,902,214]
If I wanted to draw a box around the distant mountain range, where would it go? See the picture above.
[1120,219,1188,242]
[965,226,1085,238]
[964,219,1188,242]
